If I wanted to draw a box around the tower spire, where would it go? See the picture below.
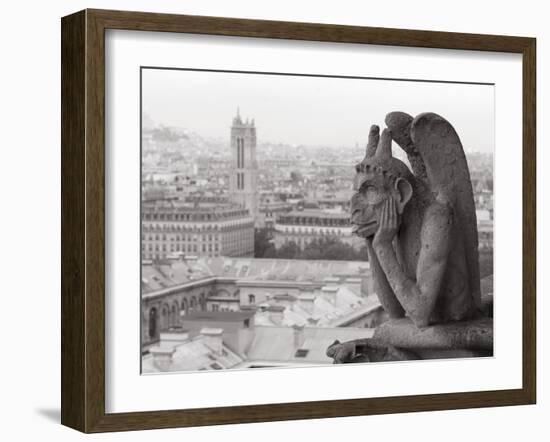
[234,106,242,125]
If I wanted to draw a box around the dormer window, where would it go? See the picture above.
[295,349,309,358]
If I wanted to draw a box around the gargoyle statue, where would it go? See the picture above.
[350,112,481,328]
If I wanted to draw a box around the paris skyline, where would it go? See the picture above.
[142,67,495,152]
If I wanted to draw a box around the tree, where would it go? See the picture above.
[301,242,323,260]
[275,241,301,259]
[254,228,273,258]
[324,241,357,261]
[261,245,277,258]
[254,229,371,262]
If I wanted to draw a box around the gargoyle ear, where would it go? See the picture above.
[394,177,413,214]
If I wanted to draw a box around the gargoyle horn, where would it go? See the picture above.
[365,125,380,158]
[375,128,393,160]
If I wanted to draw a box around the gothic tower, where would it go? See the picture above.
[229,108,258,220]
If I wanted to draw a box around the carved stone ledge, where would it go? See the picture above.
[326,317,493,363]
[372,317,493,351]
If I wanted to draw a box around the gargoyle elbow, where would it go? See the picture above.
[409,313,430,329]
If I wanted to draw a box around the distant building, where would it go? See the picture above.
[257,192,293,229]
[229,109,258,222]
[141,201,254,260]
[142,311,376,373]
[242,284,384,328]
[140,257,374,348]
[273,209,363,250]
[310,189,354,212]
[142,327,246,372]
[477,222,493,251]
[476,209,493,251]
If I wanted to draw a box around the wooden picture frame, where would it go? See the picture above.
[61,8,536,433]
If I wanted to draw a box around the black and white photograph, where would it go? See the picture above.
[140,68,494,374]
[3,0,543,438]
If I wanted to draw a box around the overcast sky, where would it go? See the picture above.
[142,68,494,152]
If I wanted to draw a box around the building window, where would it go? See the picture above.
[236,138,245,169]
[148,308,157,338]
[248,294,256,304]
[170,304,177,327]
[240,141,245,167]
[295,349,309,358]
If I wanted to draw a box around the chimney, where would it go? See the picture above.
[273,293,297,309]
[307,317,320,326]
[292,323,305,348]
[267,305,285,325]
[201,327,224,355]
[322,276,340,286]
[159,330,189,348]
[321,285,339,306]
[345,277,362,292]
[298,293,316,315]
[150,347,176,371]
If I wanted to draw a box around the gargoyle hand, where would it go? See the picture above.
[326,340,356,364]
[373,197,398,247]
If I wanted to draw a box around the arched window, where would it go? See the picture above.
[248,294,256,304]
[161,305,169,331]
[170,304,177,327]
[190,296,197,311]
[148,308,157,339]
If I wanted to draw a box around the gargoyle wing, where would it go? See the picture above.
[385,112,428,182]
[386,111,481,307]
